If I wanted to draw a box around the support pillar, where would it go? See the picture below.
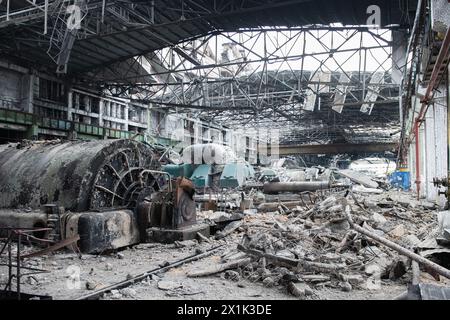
[124,105,129,131]
[67,90,73,121]
[98,99,104,127]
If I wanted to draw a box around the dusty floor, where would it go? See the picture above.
[0,236,409,300]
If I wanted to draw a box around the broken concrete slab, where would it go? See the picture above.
[352,185,383,194]
[404,234,421,248]
[120,288,137,298]
[338,169,379,188]
[340,281,352,292]
[174,239,198,248]
[420,200,436,210]
[388,193,420,208]
[372,212,387,225]
[147,223,210,244]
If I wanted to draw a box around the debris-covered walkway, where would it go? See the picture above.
[2,187,449,300]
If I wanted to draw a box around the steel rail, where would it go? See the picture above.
[75,244,224,300]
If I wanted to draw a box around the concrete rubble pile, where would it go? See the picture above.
[189,186,450,299]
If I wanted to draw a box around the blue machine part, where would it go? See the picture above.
[220,163,245,188]
[389,171,410,190]
[190,164,212,188]
[163,163,194,178]
[219,162,256,188]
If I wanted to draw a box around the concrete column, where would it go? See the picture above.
[74,92,80,109]
[98,100,104,126]
[194,122,200,144]
[110,102,113,117]
[147,104,152,131]
[424,107,437,201]
[67,90,73,121]
[114,103,117,118]
[137,107,142,123]
[124,105,129,131]
[84,95,91,113]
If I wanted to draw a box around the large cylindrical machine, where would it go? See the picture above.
[0,139,180,253]
[0,139,166,211]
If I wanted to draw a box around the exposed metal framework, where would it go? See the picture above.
[0,0,415,73]
[99,27,402,144]
[0,0,416,145]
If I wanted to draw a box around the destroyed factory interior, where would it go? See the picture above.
[1,0,450,301]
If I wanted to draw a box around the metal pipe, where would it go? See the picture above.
[345,206,450,280]
[263,181,330,194]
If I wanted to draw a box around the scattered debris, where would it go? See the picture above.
[1,157,448,301]
[337,169,379,188]
[215,220,243,239]
[222,270,240,282]
[182,186,448,299]
[157,280,183,291]
[287,282,313,298]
